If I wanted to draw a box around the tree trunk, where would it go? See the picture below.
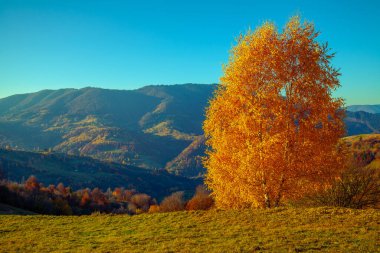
[264,192,271,208]
[274,176,285,207]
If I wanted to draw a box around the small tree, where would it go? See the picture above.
[80,189,91,207]
[203,16,346,208]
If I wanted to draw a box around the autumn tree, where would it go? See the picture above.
[203,16,346,209]
[24,175,40,192]
[91,187,107,206]
[80,189,91,207]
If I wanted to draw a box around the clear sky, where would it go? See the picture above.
[0,0,379,105]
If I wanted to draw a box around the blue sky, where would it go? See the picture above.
[0,0,379,105]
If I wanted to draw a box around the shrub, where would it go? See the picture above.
[307,167,380,209]
[127,202,137,214]
[160,191,185,212]
[130,193,152,212]
[186,185,214,211]
[148,204,160,213]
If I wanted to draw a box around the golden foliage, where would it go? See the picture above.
[203,16,346,208]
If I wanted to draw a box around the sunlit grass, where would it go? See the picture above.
[1,207,378,252]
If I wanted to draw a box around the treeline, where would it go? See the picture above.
[0,175,214,215]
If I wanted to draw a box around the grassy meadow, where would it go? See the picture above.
[1,207,379,252]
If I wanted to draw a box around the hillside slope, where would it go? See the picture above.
[0,207,378,252]
[0,149,199,199]
[165,135,206,177]
[342,134,380,169]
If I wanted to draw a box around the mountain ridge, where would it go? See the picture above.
[347,104,380,114]
[0,84,216,170]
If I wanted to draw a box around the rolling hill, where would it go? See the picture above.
[0,84,379,179]
[342,134,380,170]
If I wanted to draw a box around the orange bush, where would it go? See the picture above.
[148,204,160,213]
[186,186,214,211]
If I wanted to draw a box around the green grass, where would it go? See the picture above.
[1,207,378,252]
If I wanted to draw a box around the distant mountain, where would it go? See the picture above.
[0,148,199,199]
[347,105,380,114]
[0,84,216,170]
[0,84,379,179]
[345,111,380,135]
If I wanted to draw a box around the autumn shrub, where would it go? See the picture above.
[186,185,214,211]
[148,204,160,213]
[127,202,137,214]
[306,167,380,209]
[159,191,185,212]
[130,193,153,212]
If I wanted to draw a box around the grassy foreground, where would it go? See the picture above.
[0,207,379,253]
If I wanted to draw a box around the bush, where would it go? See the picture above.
[148,204,160,213]
[186,185,214,211]
[0,176,155,215]
[159,191,185,212]
[307,167,380,209]
[130,194,152,212]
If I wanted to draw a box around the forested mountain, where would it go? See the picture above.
[0,84,379,178]
[0,84,215,170]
